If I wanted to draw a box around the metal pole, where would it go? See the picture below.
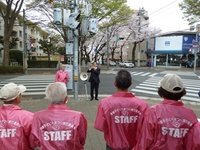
[194,52,197,72]
[73,0,79,100]
[137,9,141,68]
[106,27,109,69]
[23,9,27,74]
[194,24,199,72]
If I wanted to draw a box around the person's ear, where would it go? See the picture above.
[14,95,21,105]
[64,96,68,104]
[114,81,117,87]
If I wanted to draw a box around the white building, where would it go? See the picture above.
[0,13,48,64]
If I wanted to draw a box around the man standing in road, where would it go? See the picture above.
[87,61,100,101]
[30,82,87,150]
[55,64,69,86]
[134,74,198,150]
[94,70,148,150]
[0,83,33,150]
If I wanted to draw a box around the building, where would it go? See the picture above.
[146,31,198,68]
[0,11,48,65]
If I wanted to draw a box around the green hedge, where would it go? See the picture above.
[27,60,58,68]
[0,66,23,74]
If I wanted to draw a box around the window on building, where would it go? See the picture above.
[31,29,35,34]
[20,41,22,47]
[19,31,22,37]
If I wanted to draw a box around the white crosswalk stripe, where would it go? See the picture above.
[102,71,158,77]
[160,71,197,76]
[0,75,55,96]
[131,76,200,102]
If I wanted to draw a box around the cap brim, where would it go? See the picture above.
[18,85,26,94]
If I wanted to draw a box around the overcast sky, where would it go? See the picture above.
[126,0,191,33]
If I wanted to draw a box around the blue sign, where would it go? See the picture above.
[165,41,170,46]
[182,35,196,52]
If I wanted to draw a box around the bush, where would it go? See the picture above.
[0,66,23,74]
[27,60,58,68]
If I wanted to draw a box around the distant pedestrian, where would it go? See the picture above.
[55,64,69,85]
[30,82,87,150]
[0,83,33,150]
[94,70,148,150]
[184,122,200,150]
[87,61,100,101]
[134,74,198,150]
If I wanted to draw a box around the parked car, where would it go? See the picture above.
[109,61,116,66]
[123,61,134,68]
[119,61,124,67]
[119,61,134,68]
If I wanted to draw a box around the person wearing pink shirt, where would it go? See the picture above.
[94,70,148,150]
[30,82,87,150]
[55,64,69,85]
[134,74,198,150]
[0,83,33,150]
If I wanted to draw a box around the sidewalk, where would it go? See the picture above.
[0,95,198,150]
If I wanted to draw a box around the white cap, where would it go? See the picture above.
[0,83,26,101]
[158,74,184,93]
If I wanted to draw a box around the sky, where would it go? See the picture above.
[126,0,191,33]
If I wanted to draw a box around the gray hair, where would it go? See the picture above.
[45,82,67,104]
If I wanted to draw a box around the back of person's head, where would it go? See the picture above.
[115,70,132,90]
[0,82,26,104]
[158,74,186,100]
[45,82,67,104]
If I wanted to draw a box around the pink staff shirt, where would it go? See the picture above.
[30,104,87,150]
[94,92,148,150]
[0,104,33,150]
[55,69,69,84]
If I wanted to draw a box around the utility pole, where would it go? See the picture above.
[23,9,27,74]
[194,24,200,72]
[137,8,145,68]
[106,27,109,69]
[73,0,79,100]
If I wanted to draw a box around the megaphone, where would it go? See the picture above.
[80,73,88,81]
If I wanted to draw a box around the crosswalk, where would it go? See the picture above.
[0,75,55,96]
[131,72,200,102]
[0,71,200,103]
[102,70,158,77]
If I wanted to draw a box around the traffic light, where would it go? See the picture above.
[117,37,124,40]
[67,13,80,29]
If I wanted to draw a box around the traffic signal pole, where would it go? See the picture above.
[73,0,79,100]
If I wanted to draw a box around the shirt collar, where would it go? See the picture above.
[48,104,69,110]
[161,99,184,106]
[112,92,135,97]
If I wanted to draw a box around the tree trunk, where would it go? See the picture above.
[132,42,137,65]
[3,35,10,66]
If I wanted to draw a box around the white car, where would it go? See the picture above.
[123,61,134,68]
[109,61,116,66]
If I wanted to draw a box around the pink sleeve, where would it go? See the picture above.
[183,123,200,150]
[94,102,108,132]
[134,108,155,150]
[29,116,40,149]
[79,113,88,146]
[66,72,70,82]
[55,71,59,82]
